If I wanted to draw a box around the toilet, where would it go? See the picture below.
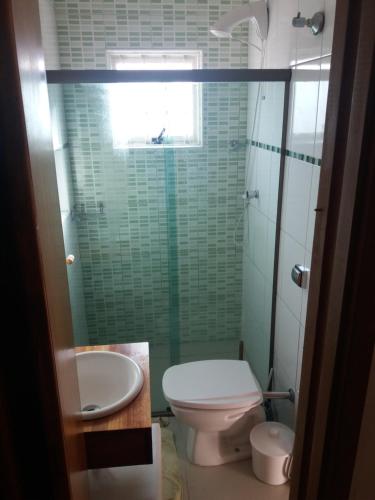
[162,359,265,466]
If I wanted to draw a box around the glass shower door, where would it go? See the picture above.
[49,73,287,412]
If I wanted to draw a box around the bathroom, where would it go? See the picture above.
[36,0,335,498]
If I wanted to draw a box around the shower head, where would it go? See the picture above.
[210,1,268,41]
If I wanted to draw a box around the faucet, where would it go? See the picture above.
[292,11,325,35]
[152,128,166,144]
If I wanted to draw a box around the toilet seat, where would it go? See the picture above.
[162,360,262,410]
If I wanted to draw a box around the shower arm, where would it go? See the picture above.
[230,36,263,52]
[210,2,268,42]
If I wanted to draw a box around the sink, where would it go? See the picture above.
[76,351,144,420]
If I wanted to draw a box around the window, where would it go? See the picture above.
[107,50,202,149]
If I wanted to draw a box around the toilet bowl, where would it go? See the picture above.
[162,359,265,466]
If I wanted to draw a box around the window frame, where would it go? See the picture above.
[106,49,203,149]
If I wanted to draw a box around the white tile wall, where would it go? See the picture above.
[277,0,335,428]
[247,0,336,427]
[262,0,298,69]
[282,157,313,245]
[241,82,285,389]
[277,231,305,320]
[314,57,331,159]
[287,68,320,158]
[294,0,324,65]
[274,298,300,389]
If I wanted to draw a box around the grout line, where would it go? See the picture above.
[277,291,305,326]
[280,221,311,252]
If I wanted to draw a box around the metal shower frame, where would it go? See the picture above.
[46,68,291,387]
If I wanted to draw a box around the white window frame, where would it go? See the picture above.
[106,50,203,149]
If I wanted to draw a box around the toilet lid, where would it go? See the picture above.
[162,360,263,410]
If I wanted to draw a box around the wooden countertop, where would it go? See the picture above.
[75,342,152,469]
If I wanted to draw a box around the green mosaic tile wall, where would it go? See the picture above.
[53,0,249,69]
[54,0,249,346]
[63,82,248,345]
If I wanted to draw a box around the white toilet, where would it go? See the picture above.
[162,359,265,466]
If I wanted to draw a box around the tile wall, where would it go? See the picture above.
[50,0,251,350]
[245,0,335,426]
[53,0,249,69]
[39,0,89,345]
[62,81,248,347]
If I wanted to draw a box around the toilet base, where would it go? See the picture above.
[186,427,252,466]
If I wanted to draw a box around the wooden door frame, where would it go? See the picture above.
[0,1,88,498]
[291,0,375,498]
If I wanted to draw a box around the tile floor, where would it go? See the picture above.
[169,418,290,500]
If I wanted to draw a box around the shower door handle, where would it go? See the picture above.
[66,254,75,265]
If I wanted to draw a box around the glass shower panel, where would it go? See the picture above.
[52,78,285,411]
[48,83,89,346]
[242,81,285,390]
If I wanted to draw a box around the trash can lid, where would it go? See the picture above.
[250,422,294,457]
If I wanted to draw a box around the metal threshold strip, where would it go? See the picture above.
[46,68,292,84]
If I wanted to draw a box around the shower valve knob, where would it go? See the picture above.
[291,265,309,288]
[292,11,325,35]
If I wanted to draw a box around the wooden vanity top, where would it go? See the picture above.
[75,342,152,469]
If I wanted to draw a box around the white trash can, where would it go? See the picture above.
[250,422,294,486]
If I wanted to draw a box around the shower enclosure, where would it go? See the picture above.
[48,69,290,411]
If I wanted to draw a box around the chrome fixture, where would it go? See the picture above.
[152,127,166,144]
[229,139,249,150]
[291,264,309,288]
[242,190,259,202]
[210,1,268,41]
[292,11,325,35]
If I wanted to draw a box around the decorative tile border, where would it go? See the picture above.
[163,148,180,365]
[251,140,322,166]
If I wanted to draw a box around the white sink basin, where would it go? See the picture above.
[76,351,144,421]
